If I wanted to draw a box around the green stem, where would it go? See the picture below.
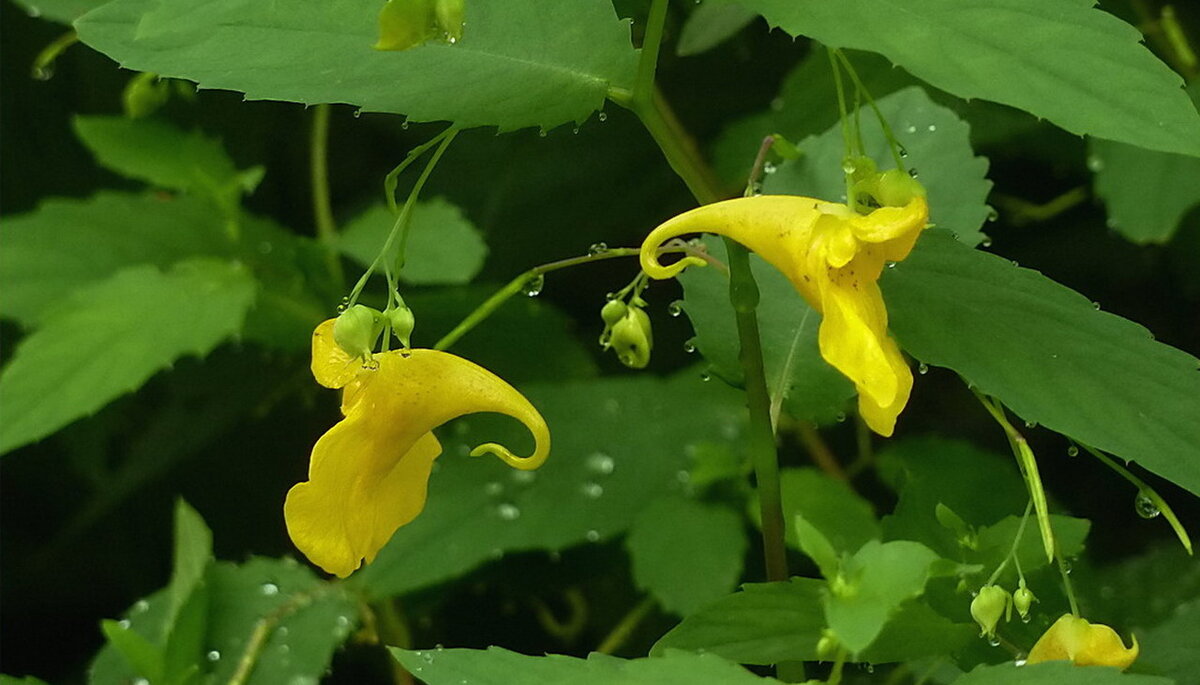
[627,88,727,203]
[1079,443,1193,555]
[834,50,905,169]
[826,48,857,211]
[827,647,848,685]
[595,596,655,654]
[1056,547,1080,616]
[986,500,1032,586]
[310,104,344,288]
[433,245,713,351]
[31,30,78,80]
[634,0,670,105]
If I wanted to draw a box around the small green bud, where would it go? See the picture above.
[374,0,438,51]
[970,585,1011,638]
[600,299,627,327]
[387,306,416,347]
[1013,583,1036,619]
[815,629,839,660]
[872,169,926,207]
[433,0,465,43]
[610,307,652,369]
[334,305,383,358]
[123,72,171,119]
[829,573,858,599]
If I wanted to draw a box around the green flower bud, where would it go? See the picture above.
[1013,584,1037,620]
[815,629,839,660]
[123,72,171,119]
[387,305,416,347]
[872,168,926,207]
[434,0,465,43]
[600,299,628,327]
[334,305,383,358]
[374,0,438,51]
[971,585,1011,639]
[610,307,652,369]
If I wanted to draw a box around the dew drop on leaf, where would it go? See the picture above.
[667,300,684,317]
[1135,492,1161,519]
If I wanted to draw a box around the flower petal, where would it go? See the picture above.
[312,318,363,389]
[847,197,928,245]
[1027,614,1139,670]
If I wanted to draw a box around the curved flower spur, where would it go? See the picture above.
[639,172,928,436]
[286,319,551,578]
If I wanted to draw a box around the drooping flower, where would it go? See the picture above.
[639,177,928,436]
[285,319,551,578]
[1026,614,1139,669]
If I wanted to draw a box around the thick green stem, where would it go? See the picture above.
[310,104,344,288]
[634,0,670,105]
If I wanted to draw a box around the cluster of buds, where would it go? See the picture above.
[333,298,416,359]
[599,297,653,369]
[970,580,1038,641]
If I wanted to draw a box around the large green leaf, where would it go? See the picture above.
[354,372,746,598]
[392,647,780,685]
[953,661,1173,685]
[73,115,263,203]
[678,239,854,424]
[339,199,489,286]
[626,496,748,616]
[765,86,993,247]
[883,230,1200,497]
[75,0,638,131]
[0,259,257,455]
[728,0,1200,157]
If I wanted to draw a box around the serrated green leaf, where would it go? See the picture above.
[340,199,488,285]
[825,539,941,654]
[765,86,993,247]
[730,0,1200,157]
[72,115,262,202]
[354,372,746,598]
[1091,137,1200,244]
[677,2,757,57]
[954,661,1173,684]
[0,259,257,455]
[75,0,638,132]
[393,647,781,685]
[679,239,854,424]
[626,496,747,616]
[651,579,826,664]
[883,230,1200,497]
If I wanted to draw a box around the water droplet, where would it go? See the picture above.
[683,339,697,354]
[981,236,993,248]
[32,65,54,81]
[279,644,290,654]
[588,242,608,256]
[988,635,1002,647]
[489,547,504,559]
[598,112,608,122]
[132,599,150,614]
[522,274,545,297]
[400,120,409,129]
[835,412,847,423]
[898,145,909,158]
[1024,420,1038,428]
[1011,260,1020,267]
[842,159,857,174]
[1014,658,1028,667]
[352,109,363,119]
[986,206,999,223]
[207,650,221,662]
[1087,156,1104,172]
[667,300,684,317]
[1020,613,1032,624]
[133,680,149,685]
[496,502,521,520]
[118,619,132,629]
[908,168,919,179]
[484,481,503,496]
[538,129,548,138]
[770,97,785,111]
[1135,492,1161,519]
[511,469,537,485]
[581,482,604,498]
[762,161,777,174]
[1092,301,1101,310]
[927,124,937,132]
[586,452,615,475]
[906,125,917,134]
[699,371,711,382]
[261,582,279,596]
[336,615,351,627]
[885,261,897,269]
[585,529,601,542]
[676,470,691,484]
[918,362,929,375]
[421,651,435,664]
[1067,445,1079,457]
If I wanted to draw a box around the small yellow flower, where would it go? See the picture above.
[639,189,928,436]
[1026,614,1139,669]
[285,319,551,578]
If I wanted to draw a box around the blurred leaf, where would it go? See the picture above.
[954,661,1174,684]
[355,372,746,598]
[1135,598,1200,681]
[1077,545,1200,630]
[765,86,993,246]
[91,558,357,685]
[651,579,826,664]
[884,230,1200,497]
[340,199,488,285]
[164,499,213,636]
[679,239,854,424]
[730,0,1200,157]
[794,516,839,581]
[825,540,941,654]
[1090,137,1200,244]
[766,467,880,553]
[72,115,263,203]
[10,0,101,23]
[626,496,748,616]
[75,0,638,131]
[99,619,165,682]
[972,515,1090,585]
[860,601,972,664]
[676,3,757,57]
[0,677,52,685]
[0,259,257,455]
[393,646,781,684]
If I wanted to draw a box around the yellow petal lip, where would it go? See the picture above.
[289,322,551,577]
[639,194,928,436]
[1026,614,1139,670]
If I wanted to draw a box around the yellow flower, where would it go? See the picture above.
[639,189,928,436]
[285,319,551,578]
[1026,614,1139,669]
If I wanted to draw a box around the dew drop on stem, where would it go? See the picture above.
[1135,492,1161,519]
